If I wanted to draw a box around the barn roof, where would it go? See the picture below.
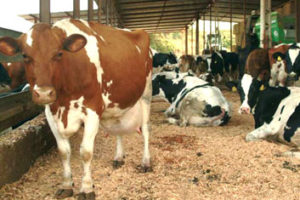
[19,0,291,33]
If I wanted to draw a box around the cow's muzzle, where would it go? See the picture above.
[32,86,57,105]
[239,106,250,114]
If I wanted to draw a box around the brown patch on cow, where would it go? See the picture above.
[2,62,26,89]
[246,48,270,81]
[57,108,61,119]
[268,44,290,66]
[74,102,79,108]
[82,107,87,115]
[179,55,195,72]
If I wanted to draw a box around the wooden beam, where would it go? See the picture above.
[39,0,50,24]
[88,0,94,21]
[73,0,80,19]
[296,0,300,42]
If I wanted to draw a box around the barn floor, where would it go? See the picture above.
[1,91,300,200]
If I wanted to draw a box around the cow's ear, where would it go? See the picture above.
[0,37,20,56]
[63,34,87,52]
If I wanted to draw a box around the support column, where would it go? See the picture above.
[210,5,212,53]
[243,0,246,48]
[266,0,272,47]
[185,26,188,55]
[230,0,233,52]
[73,0,80,19]
[191,24,194,55]
[196,14,199,55]
[260,0,266,48]
[39,0,50,24]
[203,14,206,52]
[97,0,102,23]
[88,0,94,21]
[106,0,109,25]
[296,0,300,42]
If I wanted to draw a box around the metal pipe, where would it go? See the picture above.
[243,0,246,47]
[191,24,194,55]
[203,14,206,52]
[210,4,212,53]
[73,0,80,19]
[296,0,300,42]
[97,0,102,23]
[266,0,271,47]
[39,0,50,24]
[196,14,199,55]
[88,0,94,21]
[260,0,266,48]
[230,0,233,52]
[185,25,188,55]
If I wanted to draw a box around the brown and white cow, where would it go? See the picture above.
[0,19,152,200]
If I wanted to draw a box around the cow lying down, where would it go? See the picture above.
[152,71,231,126]
[238,74,300,157]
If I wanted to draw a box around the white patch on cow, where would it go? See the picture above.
[215,51,223,59]
[288,48,300,65]
[102,92,112,107]
[106,80,113,87]
[26,29,33,47]
[149,51,153,58]
[99,35,105,42]
[7,62,11,66]
[239,74,253,114]
[116,28,132,32]
[54,19,103,85]
[136,45,141,54]
[206,57,212,72]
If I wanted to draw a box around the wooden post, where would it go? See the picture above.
[88,0,94,21]
[73,0,80,19]
[39,0,50,24]
[191,25,194,55]
[243,0,246,47]
[296,0,300,42]
[185,26,188,55]
[111,0,114,26]
[97,0,102,23]
[203,14,206,52]
[196,14,199,55]
[230,0,233,51]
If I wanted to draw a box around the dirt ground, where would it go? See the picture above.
[1,90,300,200]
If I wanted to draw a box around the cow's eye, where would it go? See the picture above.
[53,51,63,60]
[23,54,32,63]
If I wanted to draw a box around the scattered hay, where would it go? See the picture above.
[1,91,300,200]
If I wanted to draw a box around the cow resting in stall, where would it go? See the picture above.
[152,71,231,127]
[0,18,153,200]
[238,73,300,157]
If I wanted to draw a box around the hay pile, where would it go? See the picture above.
[1,91,300,200]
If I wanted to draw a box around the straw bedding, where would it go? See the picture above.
[1,90,300,200]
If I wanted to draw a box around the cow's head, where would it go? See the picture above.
[0,23,87,105]
[2,62,26,89]
[238,74,266,114]
[167,52,177,65]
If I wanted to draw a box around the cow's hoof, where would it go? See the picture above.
[245,134,260,142]
[113,160,125,169]
[136,164,153,173]
[77,192,96,200]
[55,189,73,199]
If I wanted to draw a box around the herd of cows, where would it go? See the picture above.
[0,19,299,199]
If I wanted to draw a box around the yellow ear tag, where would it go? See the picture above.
[232,86,237,92]
[277,56,282,61]
[259,85,265,91]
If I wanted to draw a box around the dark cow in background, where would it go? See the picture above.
[152,71,231,127]
[152,50,177,74]
[238,33,260,79]
[220,50,239,81]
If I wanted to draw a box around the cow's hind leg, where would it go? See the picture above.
[45,107,74,199]
[113,135,125,169]
[77,110,99,200]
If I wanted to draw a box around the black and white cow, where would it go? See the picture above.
[238,73,300,150]
[152,71,231,126]
[220,50,239,81]
[286,43,300,78]
[152,50,178,74]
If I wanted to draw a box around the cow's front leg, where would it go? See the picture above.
[45,106,74,199]
[77,110,99,200]
[113,135,125,169]
[246,123,279,142]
